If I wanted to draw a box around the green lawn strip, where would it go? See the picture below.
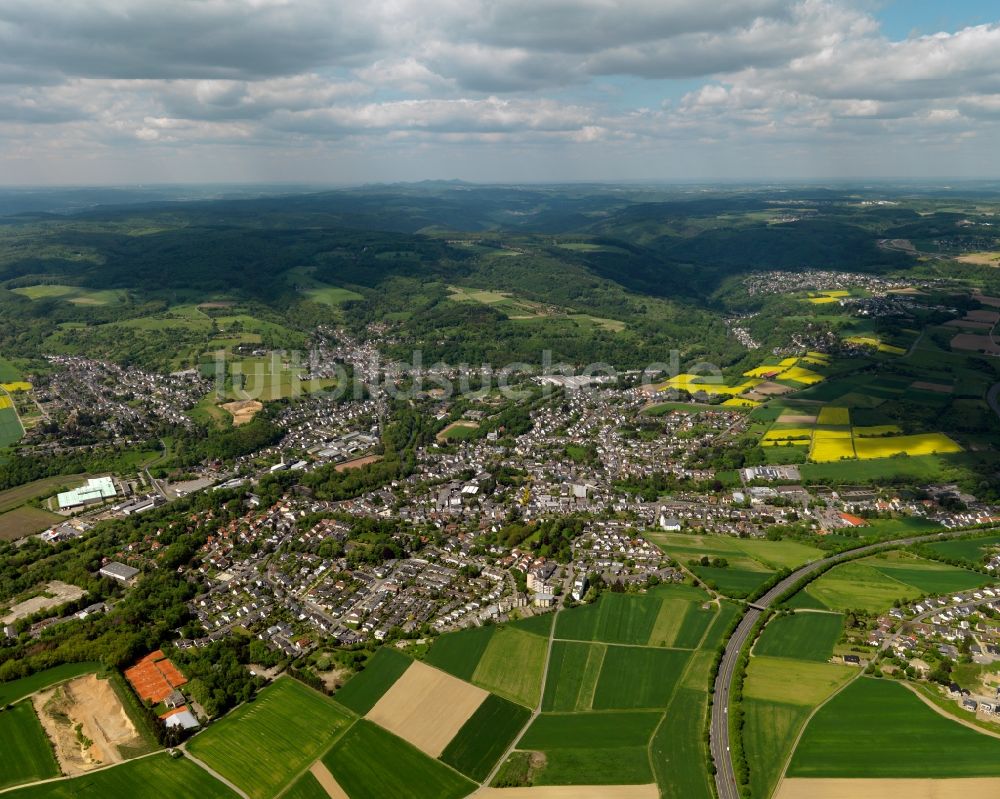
[471,627,547,708]
[0,702,59,789]
[423,626,494,681]
[333,648,411,714]
[323,720,474,799]
[0,662,101,706]
[754,613,844,662]
[187,678,352,799]
[592,647,689,709]
[439,694,531,781]
[789,678,1000,777]
[4,753,238,799]
[651,688,712,799]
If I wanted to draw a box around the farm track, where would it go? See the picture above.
[711,527,994,799]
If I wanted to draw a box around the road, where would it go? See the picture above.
[711,528,982,799]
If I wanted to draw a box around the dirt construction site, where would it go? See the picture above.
[32,674,143,775]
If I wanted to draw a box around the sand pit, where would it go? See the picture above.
[310,761,349,799]
[775,778,1000,799]
[365,661,488,758]
[33,674,143,775]
[477,786,660,798]
[777,414,818,425]
[221,400,263,426]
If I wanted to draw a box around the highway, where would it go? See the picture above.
[710,528,982,799]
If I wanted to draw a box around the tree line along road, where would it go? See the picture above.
[711,527,995,799]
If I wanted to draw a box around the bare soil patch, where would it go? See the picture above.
[334,454,382,472]
[749,382,796,397]
[973,293,1000,308]
[310,761,349,799]
[777,414,818,425]
[221,399,263,426]
[956,252,1000,266]
[775,779,1000,799]
[477,786,660,799]
[911,381,954,394]
[966,310,1000,324]
[951,334,1000,355]
[945,319,993,331]
[32,674,143,775]
[2,581,86,624]
[365,660,488,757]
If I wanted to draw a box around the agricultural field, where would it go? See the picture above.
[542,642,608,712]
[592,646,689,709]
[0,662,101,706]
[4,754,237,799]
[282,772,331,799]
[470,627,547,707]
[424,626,496,682]
[801,553,989,612]
[923,535,1000,568]
[754,612,844,662]
[11,284,127,305]
[788,679,1000,778]
[334,648,412,714]
[518,711,660,785]
[322,720,474,799]
[0,506,62,540]
[653,688,713,799]
[0,702,59,789]
[744,657,855,707]
[744,699,811,799]
[187,678,353,799]
[440,695,530,781]
[0,403,23,447]
[650,533,824,573]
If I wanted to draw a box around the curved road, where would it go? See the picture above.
[711,528,982,799]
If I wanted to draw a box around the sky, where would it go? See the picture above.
[2,0,1000,185]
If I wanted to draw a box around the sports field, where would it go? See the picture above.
[0,702,59,789]
[789,679,1000,778]
[187,678,353,799]
[323,720,474,799]
[754,613,843,662]
[4,753,237,799]
[440,694,531,781]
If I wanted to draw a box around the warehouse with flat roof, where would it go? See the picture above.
[57,476,118,510]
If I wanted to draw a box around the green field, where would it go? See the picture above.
[4,753,237,799]
[11,284,126,305]
[542,641,607,712]
[592,647,689,709]
[653,688,712,799]
[0,506,62,541]
[650,532,824,571]
[282,772,331,799]
[424,625,495,681]
[924,535,1000,568]
[334,648,410,714]
[789,678,1000,777]
[744,657,855,706]
[0,662,101,705]
[519,711,659,785]
[470,627,547,707]
[754,613,844,662]
[691,565,774,597]
[699,601,742,650]
[0,405,23,447]
[187,678,352,799]
[440,694,530,781]
[744,699,810,799]
[803,554,988,612]
[323,721,474,799]
[0,358,23,382]
[0,702,59,789]
[555,584,714,646]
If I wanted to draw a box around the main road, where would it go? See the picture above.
[711,527,984,799]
